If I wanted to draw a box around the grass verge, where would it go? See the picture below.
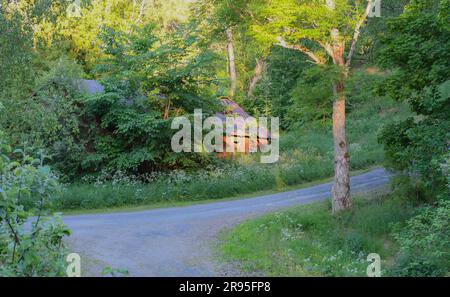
[57,167,375,215]
[218,190,418,276]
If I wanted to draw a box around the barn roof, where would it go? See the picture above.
[216,98,271,140]
[75,79,105,94]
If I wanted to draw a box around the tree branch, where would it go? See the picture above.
[247,58,265,97]
[276,37,325,65]
[346,0,373,67]
[135,0,147,24]
[318,41,334,59]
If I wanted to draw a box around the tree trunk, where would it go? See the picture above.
[327,20,351,213]
[163,96,171,120]
[326,0,373,213]
[226,28,237,98]
[247,58,265,98]
[331,80,351,213]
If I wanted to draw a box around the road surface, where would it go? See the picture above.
[63,168,391,276]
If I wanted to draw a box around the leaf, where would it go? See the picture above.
[38,165,51,175]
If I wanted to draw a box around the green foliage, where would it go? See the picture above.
[287,66,335,127]
[389,200,450,277]
[2,10,222,179]
[248,0,371,61]
[0,138,70,276]
[0,4,34,96]
[241,47,309,125]
[97,23,218,112]
[288,67,390,128]
[193,0,269,97]
[377,1,450,270]
[350,0,410,66]
[379,110,449,197]
[69,24,219,176]
[378,0,450,198]
[39,0,192,73]
[377,0,450,103]
[101,266,129,277]
[1,57,86,180]
[80,91,175,174]
[243,58,389,131]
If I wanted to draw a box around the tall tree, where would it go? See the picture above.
[193,0,268,99]
[226,27,237,97]
[248,0,375,212]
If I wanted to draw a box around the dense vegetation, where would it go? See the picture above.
[378,0,450,201]
[46,94,409,211]
[0,134,70,276]
[1,0,448,276]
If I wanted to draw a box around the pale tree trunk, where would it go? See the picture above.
[325,0,352,213]
[331,80,351,213]
[327,0,374,212]
[226,28,237,98]
[330,27,351,213]
[247,58,265,98]
[135,0,147,24]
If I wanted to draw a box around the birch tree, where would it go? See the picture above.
[226,27,237,97]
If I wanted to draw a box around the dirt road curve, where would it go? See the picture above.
[63,168,391,276]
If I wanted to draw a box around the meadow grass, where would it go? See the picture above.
[49,97,411,212]
[218,190,417,276]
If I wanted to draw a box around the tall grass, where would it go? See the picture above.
[49,98,411,211]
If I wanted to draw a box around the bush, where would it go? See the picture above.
[389,200,450,277]
[0,138,70,276]
[378,0,450,200]
[0,57,85,181]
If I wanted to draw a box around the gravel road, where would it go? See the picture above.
[63,168,391,276]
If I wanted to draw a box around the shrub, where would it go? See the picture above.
[0,138,70,276]
[378,0,450,200]
[389,200,450,277]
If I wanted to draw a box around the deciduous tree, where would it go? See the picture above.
[248,0,376,212]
